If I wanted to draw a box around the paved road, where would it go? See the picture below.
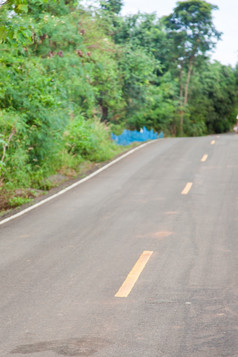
[1,134,238,357]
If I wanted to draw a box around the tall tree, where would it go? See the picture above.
[192,62,238,133]
[0,0,28,13]
[164,0,221,135]
[100,0,123,15]
[113,13,169,68]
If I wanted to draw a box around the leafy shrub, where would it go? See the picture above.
[8,196,32,208]
[64,116,121,162]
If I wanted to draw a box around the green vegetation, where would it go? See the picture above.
[0,0,238,211]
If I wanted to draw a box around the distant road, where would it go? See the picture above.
[1,134,238,357]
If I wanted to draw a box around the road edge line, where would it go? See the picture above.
[0,140,157,226]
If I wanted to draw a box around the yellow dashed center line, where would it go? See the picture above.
[181,182,193,195]
[211,140,215,145]
[115,251,153,298]
[201,154,208,162]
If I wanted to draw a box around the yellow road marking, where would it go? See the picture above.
[181,182,193,195]
[152,231,173,238]
[211,140,215,145]
[201,154,208,162]
[115,251,153,298]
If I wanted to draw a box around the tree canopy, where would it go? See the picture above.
[164,0,221,135]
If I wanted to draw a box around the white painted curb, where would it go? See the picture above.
[0,140,157,226]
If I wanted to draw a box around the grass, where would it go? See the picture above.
[0,119,144,215]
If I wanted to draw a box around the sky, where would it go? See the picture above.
[121,0,238,67]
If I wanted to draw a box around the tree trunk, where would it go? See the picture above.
[184,56,193,107]
[98,97,108,122]
[101,104,108,122]
[179,57,194,136]
[179,65,184,136]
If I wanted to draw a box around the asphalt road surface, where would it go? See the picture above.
[1,134,238,357]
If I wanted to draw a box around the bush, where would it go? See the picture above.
[64,116,121,162]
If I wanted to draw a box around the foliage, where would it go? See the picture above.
[64,116,121,162]
[189,61,238,134]
[100,0,123,14]
[0,0,124,203]
[164,0,221,135]
[8,196,32,207]
[117,46,159,129]
[114,13,168,68]
[144,72,179,135]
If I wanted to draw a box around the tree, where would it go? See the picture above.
[191,62,238,134]
[100,0,123,15]
[118,46,158,129]
[143,71,178,135]
[0,0,28,14]
[113,13,169,69]
[0,0,124,189]
[164,0,221,135]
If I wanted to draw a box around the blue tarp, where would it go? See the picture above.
[111,127,163,146]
